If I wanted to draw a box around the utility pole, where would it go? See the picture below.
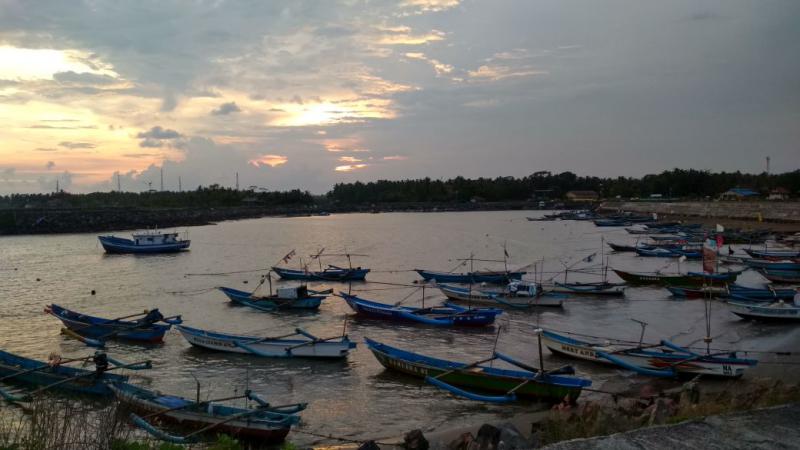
[117,173,121,192]
[235,172,239,190]
[160,167,164,191]
[178,176,182,192]
[766,156,770,174]
[55,178,59,193]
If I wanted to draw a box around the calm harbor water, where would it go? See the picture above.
[1,211,798,446]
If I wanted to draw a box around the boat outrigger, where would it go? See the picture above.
[45,304,182,346]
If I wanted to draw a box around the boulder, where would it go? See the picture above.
[358,441,381,450]
[404,429,429,450]
[497,423,532,449]
[447,432,475,450]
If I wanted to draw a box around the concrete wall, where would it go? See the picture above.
[600,201,800,223]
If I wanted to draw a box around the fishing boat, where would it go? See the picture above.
[219,286,325,311]
[550,281,626,297]
[110,383,305,444]
[45,304,181,344]
[758,269,800,284]
[742,258,800,271]
[593,219,629,227]
[176,325,355,358]
[607,242,637,252]
[364,338,590,403]
[726,284,796,300]
[338,292,501,326]
[415,269,525,284]
[635,247,680,257]
[541,330,757,378]
[728,301,800,322]
[665,286,727,299]
[271,265,370,281]
[744,249,800,260]
[0,350,145,400]
[98,230,190,254]
[612,269,741,287]
[437,282,564,308]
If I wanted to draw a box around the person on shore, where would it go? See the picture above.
[93,351,109,377]
[137,309,164,326]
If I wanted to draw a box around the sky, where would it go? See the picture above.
[0,0,798,194]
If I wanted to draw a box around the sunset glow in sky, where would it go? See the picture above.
[1,1,798,194]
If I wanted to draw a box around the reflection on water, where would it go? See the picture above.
[1,211,798,446]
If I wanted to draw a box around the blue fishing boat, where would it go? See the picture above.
[437,282,565,307]
[541,330,757,378]
[759,269,800,284]
[551,281,626,297]
[726,284,796,300]
[635,247,678,257]
[45,304,181,345]
[0,350,134,399]
[728,301,800,322]
[593,219,629,227]
[744,249,800,259]
[271,265,369,281]
[110,383,304,444]
[415,269,525,284]
[219,286,325,311]
[338,292,501,326]
[98,230,190,254]
[742,259,800,271]
[607,242,638,252]
[364,338,590,403]
[665,285,727,299]
[176,325,356,358]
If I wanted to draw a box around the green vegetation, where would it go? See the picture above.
[1,169,798,210]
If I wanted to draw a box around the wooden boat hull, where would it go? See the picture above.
[551,282,626,297]
[415,269,525,284]
[45,304,172,343]
[744,249,800,259]
[612,269,740,287]
[98,236,190,254]
[541,331,755,378]
[607,242,637,252]
[219,287,323,310]
[340,293,501,326]
[0,349,128,396]
[271,266,369,281]
[665,286,727,299]
[109,383,297,444]
[176,325,355,358]
[727,285,795,300]
[728,302,800,322]
[742,259,800,271]
[365,339,588,403]
[437,284,563,307]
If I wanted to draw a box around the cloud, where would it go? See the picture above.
[400,0,461,14]
[136,126,186,148]
[335,163,368,172]
[383,155,408,161]
[248,154,288,168]
[211,101,241,116]
[45,161,55,170]
[338,156,362,163]
[405,52,453,76]
[467,65,547,81]
[59,141,96,149]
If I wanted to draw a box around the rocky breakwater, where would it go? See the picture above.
[600,201,800,224]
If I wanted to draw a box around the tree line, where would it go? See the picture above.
[1,169,797,209]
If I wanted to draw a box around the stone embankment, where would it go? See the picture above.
[600,201,800,224]
[543,403,800,450]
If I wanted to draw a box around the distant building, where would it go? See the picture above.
[768,187,790,201]
[719,188,760,201]
[565,190,599,202]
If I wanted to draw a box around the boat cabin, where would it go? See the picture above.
[507,281,539,297]
[276,285,309,299]
[131,231,182,246]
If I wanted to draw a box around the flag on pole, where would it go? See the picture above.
[282,249,296,263]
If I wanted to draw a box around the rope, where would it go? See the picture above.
[165,287,218,296]
[185,267,272,276]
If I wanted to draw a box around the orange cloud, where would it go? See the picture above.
[335,164,368,172]
[248,154,288,167]
[339,156,362,162]
[383,155,408,161]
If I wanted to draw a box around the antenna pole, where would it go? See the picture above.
[160,167,164,191]
[178,176,182,192]
[235,172,239,190]
[117,172,121,192]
